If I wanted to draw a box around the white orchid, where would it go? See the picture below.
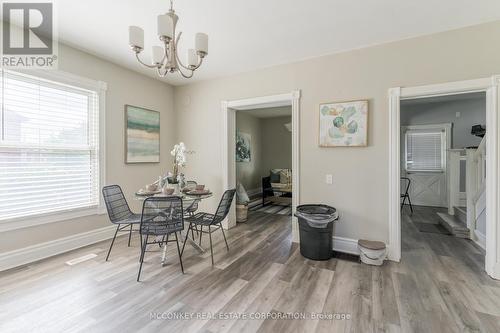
[170,142,194,180]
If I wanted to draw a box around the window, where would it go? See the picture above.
[0,70,101,221]
[405,127,446,172]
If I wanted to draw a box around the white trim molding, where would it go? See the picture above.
[221,91,301,241]
[332,236,359,255]
[0,226,116,272]
[388,77,500,280]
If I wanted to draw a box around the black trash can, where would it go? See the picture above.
[295,204,338,260]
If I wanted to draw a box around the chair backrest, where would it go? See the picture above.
[102,185,133,223]
[401,177,411,194]
[212,189,236,225]
[140,196,184,236]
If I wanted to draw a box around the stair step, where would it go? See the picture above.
[437,212,470,238]
[454,206,467,224]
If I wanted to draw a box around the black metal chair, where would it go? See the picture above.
[137,196,185,281]
[401,177,413,213]
[181,189,236,265]
[102,185,141,261]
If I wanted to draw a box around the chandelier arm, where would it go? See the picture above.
[135,53,159,69]
[174,32,204,71]
[177,66,194,79]
[156,67,170,77]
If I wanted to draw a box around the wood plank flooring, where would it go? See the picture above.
[1,207,500,332]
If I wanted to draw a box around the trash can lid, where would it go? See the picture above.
[358,239,386,250]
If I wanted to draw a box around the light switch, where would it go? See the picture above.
[326,174,333,185]
[456,111,461,118]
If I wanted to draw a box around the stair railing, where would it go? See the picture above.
[465,136,486,237]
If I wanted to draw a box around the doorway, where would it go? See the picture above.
[222,91,301,242]
[388,77,500,279]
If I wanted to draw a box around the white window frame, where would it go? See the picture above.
[402,123,452,173]
[0,69,107,232]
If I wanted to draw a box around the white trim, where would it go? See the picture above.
[0,69,107,232]
[474,229,486,251]
[0,225,116,272]
[222,91,301,241]
[388,76,500,279]
[332,236,360,255]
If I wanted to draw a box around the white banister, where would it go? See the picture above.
[466,136,486,237]
[447,149,464,215]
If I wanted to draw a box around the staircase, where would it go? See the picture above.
[437,206,469,238]
[444,135,486,245]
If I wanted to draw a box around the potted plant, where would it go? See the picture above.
[168,142,193,191]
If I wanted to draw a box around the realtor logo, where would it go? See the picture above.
[1,1,58,68]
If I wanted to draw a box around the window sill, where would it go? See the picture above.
[0,206,106,233]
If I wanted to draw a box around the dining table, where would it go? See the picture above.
[134,190,213,266]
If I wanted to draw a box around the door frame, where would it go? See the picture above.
[221,90,301,242]
[388,76,500,279]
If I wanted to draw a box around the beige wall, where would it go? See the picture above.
[236,113,292,191]
[0,43,175,252]
[236,112,263,190]
[261,116,292,174]
[174,21,500,243]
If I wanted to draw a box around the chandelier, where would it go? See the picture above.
[128,0,208,79]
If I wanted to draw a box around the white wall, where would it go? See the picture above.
[174,21,500,244]
[0,43,175,253]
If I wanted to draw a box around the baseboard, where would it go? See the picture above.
[473,229,486,250]
[0,225,116,272]
[332,236,359,255]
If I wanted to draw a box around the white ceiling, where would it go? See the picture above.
[56,0,500,86]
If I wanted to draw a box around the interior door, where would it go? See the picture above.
[403,172,447,207]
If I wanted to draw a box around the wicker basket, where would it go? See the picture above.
[236,204,248,222]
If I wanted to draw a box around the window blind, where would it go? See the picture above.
[405,130,444,172]
[0,70,100,221]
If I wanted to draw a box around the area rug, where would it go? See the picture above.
[414,222,451,235]
[247,197,292,216]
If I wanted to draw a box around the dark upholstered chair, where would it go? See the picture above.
[137,196,185,281]
[181,189,236,265]
[102,185,141,261]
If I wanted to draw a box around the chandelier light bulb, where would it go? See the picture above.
[128,0,208,79]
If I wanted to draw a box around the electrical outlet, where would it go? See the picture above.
[326,174,333,185]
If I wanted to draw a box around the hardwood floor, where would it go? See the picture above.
[1,208,500,332]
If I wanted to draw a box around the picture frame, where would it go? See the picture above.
[319,99,368,147]
[125,105,160,163]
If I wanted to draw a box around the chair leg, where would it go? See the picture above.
[407,195,414,214]
[401,196,406,210]
[128,224,133,247]
[181,223,191,257]
[191,223,195,240]
[208,226,214,266]
[106,225,120,261]
[174,232,184,274]
[137,235,148,282]
[219,223,229,252]
[199,225,203,246]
